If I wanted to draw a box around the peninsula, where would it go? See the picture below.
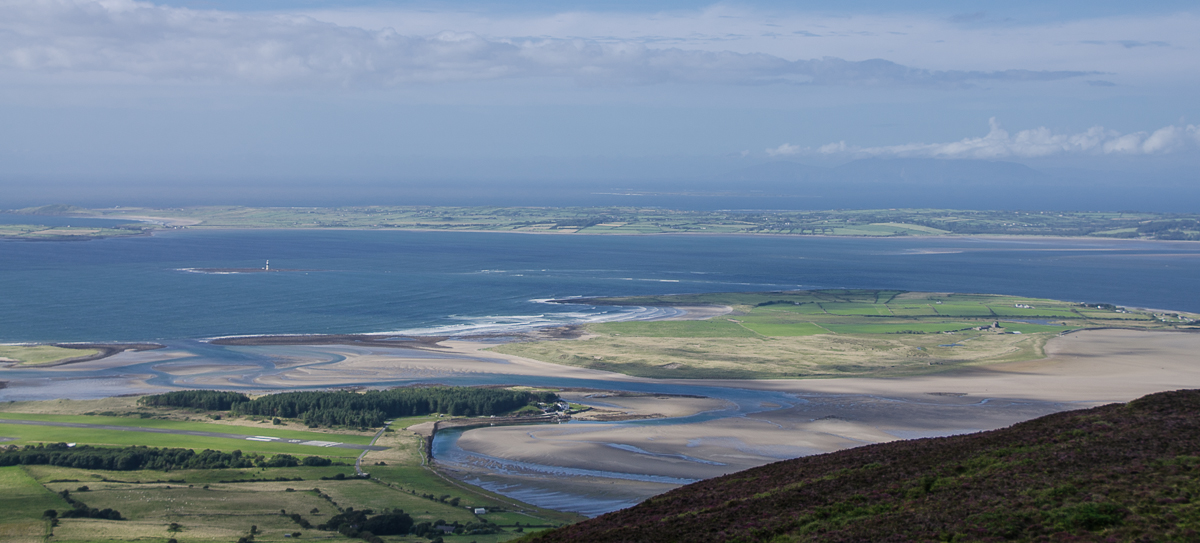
[493,289,1200,380]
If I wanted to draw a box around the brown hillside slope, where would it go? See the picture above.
[528,389,1200,542]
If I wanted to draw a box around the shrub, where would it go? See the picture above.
[1050,502,1126,531]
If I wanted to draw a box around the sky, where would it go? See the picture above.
[1,0,1197,208]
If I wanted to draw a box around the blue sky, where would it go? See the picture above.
[0,0,1197,198]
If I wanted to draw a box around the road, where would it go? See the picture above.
[0,417,387,451]
[355,420,391,476]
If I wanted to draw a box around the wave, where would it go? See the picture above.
[377,304,681,337]
[176,268,239,275]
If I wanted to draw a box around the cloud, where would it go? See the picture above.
[0,0,1098,88]
[766,143,803,156]
[771,119,1200,159]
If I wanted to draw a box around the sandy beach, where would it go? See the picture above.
[430,329,1200,512]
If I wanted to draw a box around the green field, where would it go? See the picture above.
[0,398,583,542]
[1,460,566,543]
[0,345,98,366]
[734,319,828,337]
[0,412,374,459]
[0,412,373,444]
[493,289,1198,379]
[0,423,362,458]
[591,319,757,337]
[819,322,979,334]
[0,467,68,543]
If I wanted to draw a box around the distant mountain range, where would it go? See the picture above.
[528,389,1200,542]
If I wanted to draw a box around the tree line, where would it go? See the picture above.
[0,442,317,471]
[138,390,250,410]
[137,386,559,427]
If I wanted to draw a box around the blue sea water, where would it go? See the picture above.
[1,230,1198,342]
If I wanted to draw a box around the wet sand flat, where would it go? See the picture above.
[707,329,1200,403]
[565,392,733,420]
[440,330,1200,512]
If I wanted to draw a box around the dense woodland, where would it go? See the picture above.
[0,443,310,470]
[320,508,415,540]
[139,386,559,427]
[138,390,249,410]
[532,389,1200,542]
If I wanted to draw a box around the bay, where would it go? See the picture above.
[1,230,1198,343]
[2,229,1198,516]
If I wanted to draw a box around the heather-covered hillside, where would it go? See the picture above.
[530,389,1200,542]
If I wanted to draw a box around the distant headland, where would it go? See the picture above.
[4,204,1199,240]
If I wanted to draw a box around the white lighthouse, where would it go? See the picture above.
[265,260,270,272]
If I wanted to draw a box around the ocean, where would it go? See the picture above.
[2,228,1198,343]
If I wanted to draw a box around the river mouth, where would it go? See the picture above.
[6,329,1200,517]
[423,380,1077,517]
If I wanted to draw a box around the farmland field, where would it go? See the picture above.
[0,395,582,542]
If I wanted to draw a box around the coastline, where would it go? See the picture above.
[5,314,1200,515]
[34,205,1193,243]
[209,333,452,348]
[104,222,1200,243]
[5,293,1192,372]
[415,327,1200,515]
[200,303,726,349]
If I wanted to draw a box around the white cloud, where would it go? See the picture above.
[776,119,1200,159]
[1140,125,1190,154]
[817,141,849,154]
[0,0,1100,88]
[766,143,803,156]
